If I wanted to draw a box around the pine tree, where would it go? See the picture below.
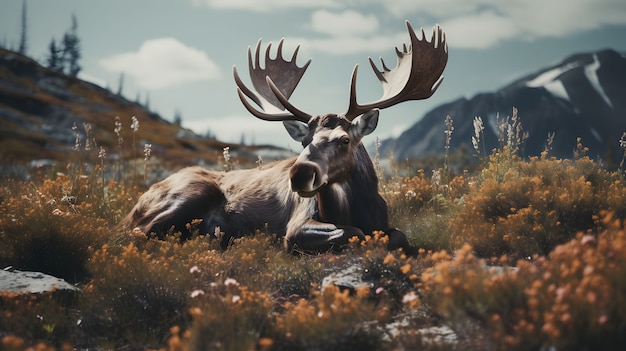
[117,72,125,95]
[173,109,182,126]
[46,38,63,71]
[62,14,81,77]
[18,0,28,55]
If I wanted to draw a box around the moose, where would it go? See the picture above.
[119,21,448,254]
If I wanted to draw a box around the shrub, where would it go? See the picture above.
[79,236,209,349]
[0,173,112,282]
[421,217,626,350]
[384,169,470,251]
[0,291,77,346]
[183,280,274,351]
[450,149,626,259]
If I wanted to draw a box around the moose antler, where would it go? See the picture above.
[233,39,312,123]
[343,21,448,120]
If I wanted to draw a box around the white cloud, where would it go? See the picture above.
[378,0,626,49]
[310,10,379,37]
[438,10,517,49]
[191,0,338,12]
[192,0,626,52]
[100,38,221,90]
[281,10,412,56]
[286,32,407,56]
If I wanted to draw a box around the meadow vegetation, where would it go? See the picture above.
[1,112,626,350]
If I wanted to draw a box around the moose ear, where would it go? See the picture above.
[350,109,379,138]
[283,120,309,142]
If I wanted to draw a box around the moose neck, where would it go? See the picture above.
[315,143,388,231]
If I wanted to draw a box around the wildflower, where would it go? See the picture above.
[143,143,152,161]
[98,146,106,161]
[258,338,274,349]
[619,132,626,149]
[131,116,139,133]
[400,263,411,275]
[231,295,241,303]
[431,169,441,188]
[83,123,92,151]
[189,307,203,318]
[52,208,63,216]
[444,115,454,150]
[72,122,81,151]
[619,132,626,170]
[405,190,416,199]
[402,291,419,307]
[383,253,395,265]
[546,131,555,150]
[472,136,480,154]
[224,277,239,286]
[114,116,123,146]
[190,289,205,298]
[473,116,484,137]
[189,265,200,274]
[375,287,385,294]
[223,147,232,172]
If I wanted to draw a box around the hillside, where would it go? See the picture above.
[379,49,626,167]
[0,49,288,172]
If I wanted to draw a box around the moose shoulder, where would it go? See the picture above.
[119,21,448,254]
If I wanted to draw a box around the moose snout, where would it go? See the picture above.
[290,161,328,197]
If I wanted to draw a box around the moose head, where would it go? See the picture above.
[234,21,447,199]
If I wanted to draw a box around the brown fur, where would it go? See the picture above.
[119,115,414,254]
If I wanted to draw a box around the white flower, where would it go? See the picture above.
[402,291,418,304]
[131,116,139,133]
[224,278,239,286]
[190,289,204,298]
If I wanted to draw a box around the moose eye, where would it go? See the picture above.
[339,137,350,146]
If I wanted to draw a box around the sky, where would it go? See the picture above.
[1,0,626,150]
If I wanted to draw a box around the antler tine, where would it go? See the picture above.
[233,38,312,123]
[344,21,448,121]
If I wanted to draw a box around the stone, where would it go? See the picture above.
[0,269,78,294]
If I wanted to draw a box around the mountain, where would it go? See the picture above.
[0,49,287,172]
[379,49,626,167]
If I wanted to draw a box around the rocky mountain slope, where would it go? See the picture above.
[379,49,626,167]
[0,49,287,171]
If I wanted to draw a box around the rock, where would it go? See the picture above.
[416,325,458,347]
[321,263,372,291]
[0,268,78,294]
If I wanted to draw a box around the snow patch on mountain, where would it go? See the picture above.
[525,62,581,102]
[544,80,570,102]
[526,62,580,87]
[584,54,613,108]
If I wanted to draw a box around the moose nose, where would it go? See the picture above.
[290,161,327,197]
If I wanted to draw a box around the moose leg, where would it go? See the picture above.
[384,228,417,256]
[286,219,365,254]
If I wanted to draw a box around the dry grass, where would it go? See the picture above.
[1,113,626,350]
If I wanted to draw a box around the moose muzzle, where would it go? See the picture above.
[289,161,328,197]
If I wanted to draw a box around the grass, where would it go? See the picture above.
[1,110,626,350]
